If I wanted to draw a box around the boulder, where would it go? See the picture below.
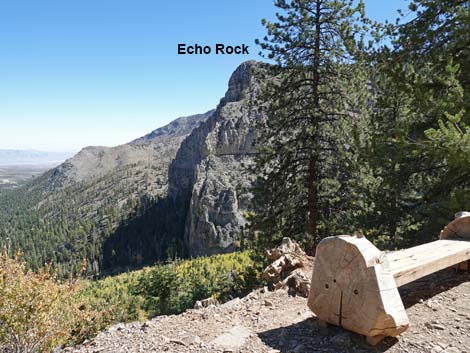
[262,238,313,297]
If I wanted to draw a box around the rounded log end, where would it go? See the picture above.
[308,235,408,338]
[440,211,470,241]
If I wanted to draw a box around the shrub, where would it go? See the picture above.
[81,251,262,324]
[0,251,106,353]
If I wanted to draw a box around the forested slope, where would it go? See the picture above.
[0,112,211,276]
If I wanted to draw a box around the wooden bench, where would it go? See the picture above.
[307,212,470,345]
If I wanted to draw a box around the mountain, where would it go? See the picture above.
[44,111,211,190]
[104,61,264,268]
[0,61,263,275]
[169,61,261,256]
[0,149,73,166]
[0,111,211,275]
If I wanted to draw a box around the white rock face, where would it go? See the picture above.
[169,61,264,256]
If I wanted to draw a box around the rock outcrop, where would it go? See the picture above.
[169,61,264,256]
[262,238,314,297]
[1,60,266,273]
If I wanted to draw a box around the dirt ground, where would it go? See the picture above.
[64,267,470,353]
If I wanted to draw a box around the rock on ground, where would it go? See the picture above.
[263,238,314,297]
[63,268,470,353]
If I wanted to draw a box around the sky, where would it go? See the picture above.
[0,0,409,152]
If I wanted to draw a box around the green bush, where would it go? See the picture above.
[82,251,261,323]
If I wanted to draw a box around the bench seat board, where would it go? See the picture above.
[388,239,470,287]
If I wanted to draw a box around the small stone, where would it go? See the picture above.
[181,335,202,346]
[210,325,251,349]
[445,348,460,353]
[169,339,186,346]
[264,299,274,306]
[330,332,351,347]
[437,342,447,349]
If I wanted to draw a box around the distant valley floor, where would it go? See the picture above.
[0,165,51,190]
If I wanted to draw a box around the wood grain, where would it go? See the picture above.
[308,235,409,340]
[308,213,470,344]
[389,240,470,286]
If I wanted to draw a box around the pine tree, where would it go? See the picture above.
[370,0,470,243]
[360,66,426,247]
[252,0,373,251]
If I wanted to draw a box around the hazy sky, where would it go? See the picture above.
[0,0,408,152]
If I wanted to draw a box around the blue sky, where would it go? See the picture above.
[0,0,408,152]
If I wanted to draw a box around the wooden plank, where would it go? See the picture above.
[388,240,470,270]
[308,215,470,344]
[388,240,465,270]
[389,240,470,287]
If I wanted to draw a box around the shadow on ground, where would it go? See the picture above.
[258,269,470,353]
[258,315,397,352]
[399,268,470,308]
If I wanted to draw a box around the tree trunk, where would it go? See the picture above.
[306,0,322,255]
[306,157,318,255]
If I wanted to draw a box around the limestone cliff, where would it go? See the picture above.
[169,61,264,256]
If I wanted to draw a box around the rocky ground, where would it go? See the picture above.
[64,267,470,353]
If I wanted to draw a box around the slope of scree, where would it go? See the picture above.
[63,267,470,353]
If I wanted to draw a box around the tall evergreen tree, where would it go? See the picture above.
[360,66,426,247]
[368,0,470,244]
[252,0,373,250]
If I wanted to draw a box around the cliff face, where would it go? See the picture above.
[169,61,264,256]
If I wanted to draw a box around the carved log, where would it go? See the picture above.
[308,235,409,340]
[440,211,470,240]
[308,211,470,345]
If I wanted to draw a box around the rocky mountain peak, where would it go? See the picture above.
[221,60,258,104]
